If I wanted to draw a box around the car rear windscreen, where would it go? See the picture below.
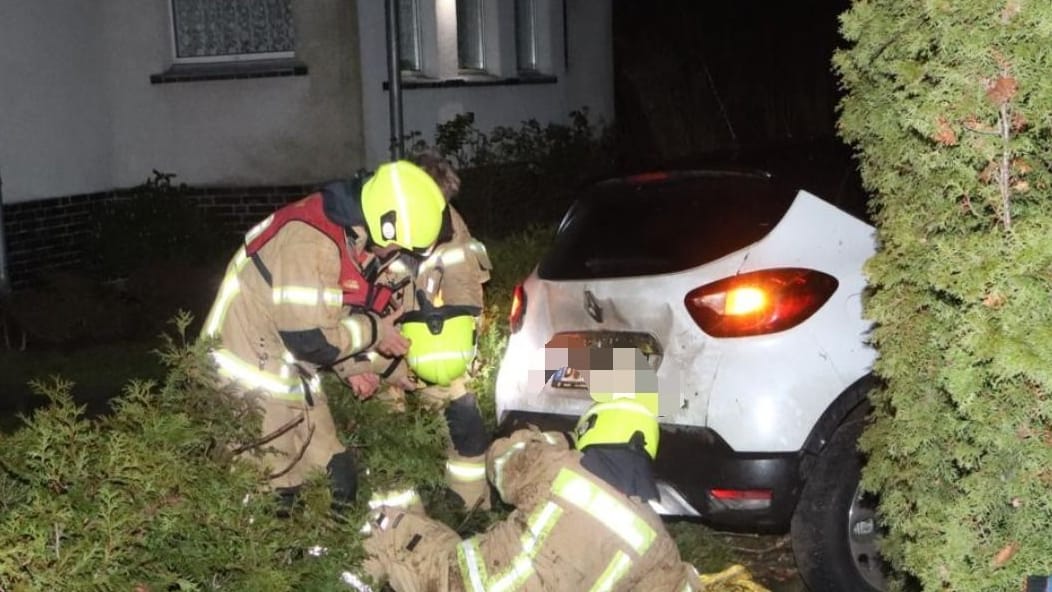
[537,172,798,280]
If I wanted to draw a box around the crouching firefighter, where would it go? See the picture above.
[349,150,494,511]
[356,393,735,592]
[401,287,489,509]
[200,161,447,509]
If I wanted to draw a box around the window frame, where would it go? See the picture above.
[455,0,487,73]
[167,0,297,65]
[515,0,539,73]
[397,0,424,73]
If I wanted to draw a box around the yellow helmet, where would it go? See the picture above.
[400,303,481,386]
[573,396,660,459]
[361,161,447,252]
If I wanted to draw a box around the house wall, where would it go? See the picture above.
[0,0,366,205]
[0,2,114,203]
[356,0,615,165]
[103,0,366,191]
[0,0,616,289]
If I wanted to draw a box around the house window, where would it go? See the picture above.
[169,0,295,62]
[397,0,423,72]
[456,0,485,71]
[515,0,538,73]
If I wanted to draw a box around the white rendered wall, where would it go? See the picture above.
[103,0,366,191]
[0,2,114,204]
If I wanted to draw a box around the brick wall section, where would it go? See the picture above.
[181,185,317,239]
[2,184,316,290]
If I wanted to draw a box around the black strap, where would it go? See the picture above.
[379,356,404,379]
[406,534,423,551]
[250,252,273,286]
[293,365,315,407]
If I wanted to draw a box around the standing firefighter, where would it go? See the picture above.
[351,151,494,510]
[201,160,447,507]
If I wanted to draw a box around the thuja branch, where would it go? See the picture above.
[997,100,1012,230]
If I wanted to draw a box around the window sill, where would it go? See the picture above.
[383,73,558,91]
[150,58,308,85]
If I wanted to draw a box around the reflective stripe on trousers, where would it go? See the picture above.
[446,459,487,483]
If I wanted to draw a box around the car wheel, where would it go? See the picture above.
[791,403,887,592]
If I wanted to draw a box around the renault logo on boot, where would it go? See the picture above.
[584,290,603,323]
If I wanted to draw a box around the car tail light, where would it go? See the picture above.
[509,283,527,334]
[684,268,838,338]
[624,171,669,184]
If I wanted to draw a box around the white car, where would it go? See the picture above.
[494,168,885,592]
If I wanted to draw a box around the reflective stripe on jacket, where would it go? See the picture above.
[203,211,385,401]
[245,192,393,314]
[414,206,491,309]
[450,428,698,592]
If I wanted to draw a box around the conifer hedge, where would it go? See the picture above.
[0,316,381,592]
[834,2,1052,590]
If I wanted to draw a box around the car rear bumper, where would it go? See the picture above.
[497,410,804,533]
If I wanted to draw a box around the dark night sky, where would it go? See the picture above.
[612,0,853,162]
[611,0,864,215]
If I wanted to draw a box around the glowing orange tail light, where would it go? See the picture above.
[509,283,527,334]
[684,268,838,338]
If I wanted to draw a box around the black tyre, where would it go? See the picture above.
[791,403,887,592]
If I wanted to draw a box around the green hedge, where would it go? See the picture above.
[0,316,372,591]
[835,2,1052,590]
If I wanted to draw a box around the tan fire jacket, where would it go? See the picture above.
[413,205,492,309]
[202,215,389,488]
[204,220,388,393]
[451,428,701,592]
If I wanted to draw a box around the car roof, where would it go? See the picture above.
[592,167,774,190]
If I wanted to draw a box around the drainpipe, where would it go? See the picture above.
[0,171,10,296]
[385,0,405,160]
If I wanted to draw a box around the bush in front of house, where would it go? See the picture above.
[0,314,373,592]
[835,2,1052,590]
[409,108,618,240]
[85,170,230,280]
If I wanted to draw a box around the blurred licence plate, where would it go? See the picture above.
[543,331,664,382]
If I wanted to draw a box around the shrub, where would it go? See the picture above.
[835,2,1052,590]
[408,109,617,239]
[0,314,371,591]
[467,224,557,427]
[85,170,229,279]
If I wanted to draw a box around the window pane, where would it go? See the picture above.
[456,0,484,71]
[171,0,294,59]
[538,174,799,280]
[397,0,422,71]
[515,0,537,72]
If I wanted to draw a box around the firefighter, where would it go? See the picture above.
[348,151,494,511]
[200,160,447,508]
[355,394,726,592]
